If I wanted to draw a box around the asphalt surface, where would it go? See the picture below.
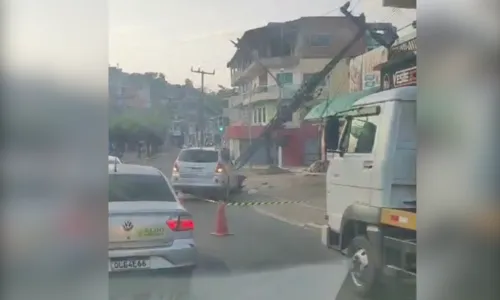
[111,151,413,300]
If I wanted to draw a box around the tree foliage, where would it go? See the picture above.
[109,109,168,145]
[109,67,227,145]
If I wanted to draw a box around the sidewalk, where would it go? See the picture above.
[240,171,327,229]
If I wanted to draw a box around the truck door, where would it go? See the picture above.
[326,106,381,232]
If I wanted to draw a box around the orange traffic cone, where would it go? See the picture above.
[211,202,232,236]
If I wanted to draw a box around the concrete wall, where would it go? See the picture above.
[326,58,350,97]
[229,138,240,160]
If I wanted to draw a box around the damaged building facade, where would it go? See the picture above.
[225,16,384,166]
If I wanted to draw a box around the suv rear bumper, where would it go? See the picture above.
[172,184,226,195]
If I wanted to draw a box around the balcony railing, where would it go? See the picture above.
[230,56,300,86]
[227,84,303,107]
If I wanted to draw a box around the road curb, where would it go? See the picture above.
[252,206,322,230]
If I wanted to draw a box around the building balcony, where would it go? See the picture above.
[382,0,416,8]
[223,107,250,124]
[227,94,245,108]
[230,56,300,86]
[228,84,303,107]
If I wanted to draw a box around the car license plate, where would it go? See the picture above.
[180,173,197,178]
[110,258,150,271]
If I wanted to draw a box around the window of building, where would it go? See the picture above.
[341,115,378,154]
[303,73,326,86]
[309,34,332,47]
[252,107,267,124]
[277,72,293,85]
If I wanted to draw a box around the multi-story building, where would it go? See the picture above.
[225,16,389,167]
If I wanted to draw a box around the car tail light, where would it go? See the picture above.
[173,162,179,173]
[215,162,225,174]
[166,216,194,231]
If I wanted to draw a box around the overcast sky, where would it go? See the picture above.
[109,0,416,89]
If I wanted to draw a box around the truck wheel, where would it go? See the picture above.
[347,235,380,297]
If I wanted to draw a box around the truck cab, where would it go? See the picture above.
[322,86,416,296]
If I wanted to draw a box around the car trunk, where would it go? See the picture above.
[108,201,189,250]
[177,161,217,179]
[176,149,219,179]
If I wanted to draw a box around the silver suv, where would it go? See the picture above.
[171,147,238,200]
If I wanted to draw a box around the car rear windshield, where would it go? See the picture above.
[109,174,176,202]
[178,149,218,163]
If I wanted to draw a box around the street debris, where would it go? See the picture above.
[306,160,329,173]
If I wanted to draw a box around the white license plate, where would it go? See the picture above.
[180,173,198,178]
[110,258,150,271]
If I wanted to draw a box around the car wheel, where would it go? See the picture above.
[347,235,380,297]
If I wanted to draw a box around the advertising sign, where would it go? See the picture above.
[348,56,363,92]
[393,66,417,88]
[380,61,417,91]
[362,47,388,90]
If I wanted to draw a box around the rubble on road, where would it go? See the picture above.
[306,160,329,173]
[253,165,291,175]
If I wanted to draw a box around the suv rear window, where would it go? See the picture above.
[178,149,218,163]
[109,174,176,202]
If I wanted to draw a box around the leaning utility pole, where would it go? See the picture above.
[190,67,215,146]
[233,1,399,169]
[230,29,285,166]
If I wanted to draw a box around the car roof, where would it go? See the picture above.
[108,163,162,175]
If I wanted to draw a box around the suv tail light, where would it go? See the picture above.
[173,162,179,173]
[166,216,194,231]
[215,162,225,174]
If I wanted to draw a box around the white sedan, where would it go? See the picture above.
[108,156,122,164]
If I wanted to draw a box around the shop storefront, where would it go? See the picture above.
[376,32,417,91]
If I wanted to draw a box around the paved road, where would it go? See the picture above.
[112,151,411,300]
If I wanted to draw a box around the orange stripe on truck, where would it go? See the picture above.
[380,208,416,230]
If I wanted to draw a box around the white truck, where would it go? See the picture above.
[321,86,416,297]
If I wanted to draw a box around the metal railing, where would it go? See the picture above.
[228,84,303,107]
